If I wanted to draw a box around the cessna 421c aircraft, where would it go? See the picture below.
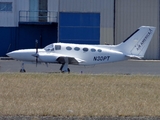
[7,26,155,73]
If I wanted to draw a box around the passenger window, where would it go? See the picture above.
[55,45,61,50]
[91,48,96,52]
[74,47,80,51]
[98,49,102,52]
[66,46,72,50]
[83,48,88,52]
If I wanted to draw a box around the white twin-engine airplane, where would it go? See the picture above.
[7,26,155,73]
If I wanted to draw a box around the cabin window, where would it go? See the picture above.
[66,46,72,50]
[91,48,96,52]
[51,48,54,51]
[97,49,102,52]
[74,47,80,51]
[44,44,54,51]
[83,48,88,52]
[55,45,61,50]
[0,2,12,11]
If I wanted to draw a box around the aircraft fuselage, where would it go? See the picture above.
[7,43,127,65]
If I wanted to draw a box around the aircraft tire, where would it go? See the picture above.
[61,68,70,73]
[68,68,70,73]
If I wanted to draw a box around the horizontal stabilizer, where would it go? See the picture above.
[126,55,143,60]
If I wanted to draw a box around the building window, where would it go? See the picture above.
[0,2,12,11]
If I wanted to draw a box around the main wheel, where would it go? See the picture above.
[61,68,70,73]
[68,68,70,73]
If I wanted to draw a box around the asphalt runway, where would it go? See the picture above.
[1,59,160,75]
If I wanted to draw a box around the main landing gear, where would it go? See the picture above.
[19,62,70,73]
[19,61,70,73]
[60,63,70,73]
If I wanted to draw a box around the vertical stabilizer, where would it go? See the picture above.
[116,26,156,58]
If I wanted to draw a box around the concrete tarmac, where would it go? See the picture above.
[0,60,160,75]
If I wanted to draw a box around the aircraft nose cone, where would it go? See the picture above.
[6,50,22,59]
[6,49,37,61]
[6,51,14,57]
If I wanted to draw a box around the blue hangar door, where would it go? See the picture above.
[18,23,57,49]
[59,12,100,44]
[0,27,17,56]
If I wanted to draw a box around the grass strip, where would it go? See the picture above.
[0,73,160,117]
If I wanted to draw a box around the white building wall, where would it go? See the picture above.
[0,0,29,27]
[48,0,58,22]
[59,0,114,45]
[48,0,59,11]
[115,0,159,59]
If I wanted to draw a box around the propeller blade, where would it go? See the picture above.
[35,39,38,54]
[36,56,38,67]
[35,40,39,67]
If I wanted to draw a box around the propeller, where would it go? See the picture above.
[32,40,39,67]
[35,40,39,67]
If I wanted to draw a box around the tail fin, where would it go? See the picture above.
[116,26,156,59]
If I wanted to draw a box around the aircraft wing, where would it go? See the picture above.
[56,56,85,65]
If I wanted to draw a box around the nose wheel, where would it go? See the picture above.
[20,69,26,73]
[20,63,26,73]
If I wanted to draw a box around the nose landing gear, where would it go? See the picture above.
[20,63,26,73]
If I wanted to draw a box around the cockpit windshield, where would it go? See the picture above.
[44,44,54,51]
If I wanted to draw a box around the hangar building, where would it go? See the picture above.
[0,0,159,59]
